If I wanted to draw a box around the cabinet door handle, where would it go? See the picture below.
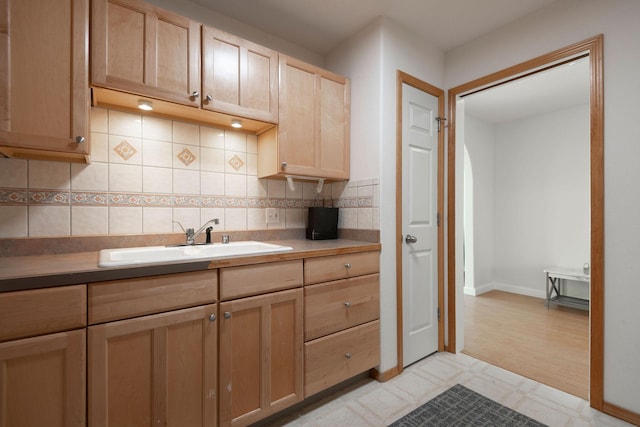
[75,136,86,144]
[281,161,287,170]
[344,263,352,269]
[344,301,351,308]
[205,94,213,102]
[191,91,200,99]
[345,353,352,359]
[208,313,216,322]
[224,312,231,319]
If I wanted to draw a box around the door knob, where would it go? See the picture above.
[405,235,418,244]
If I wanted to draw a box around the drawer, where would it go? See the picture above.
[219,259,303,301]
[305,273,379,341]
[304,251,379,285]
[304,320,380,397]
[89,270,218,324]
[0,285,87,342]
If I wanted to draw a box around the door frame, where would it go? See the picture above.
[395,71,445,375]
[446,35,604,408]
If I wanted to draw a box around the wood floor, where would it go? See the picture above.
[463,290,589,399]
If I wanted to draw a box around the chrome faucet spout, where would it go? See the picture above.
[191,218,219,245]
[174,218,219,245]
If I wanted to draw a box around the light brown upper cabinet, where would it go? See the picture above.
[202,26,278,123]
[91,0,201,107]
[258,55,350,180]
[0,0,90,163]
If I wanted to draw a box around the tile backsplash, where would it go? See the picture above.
[0,108,379,238]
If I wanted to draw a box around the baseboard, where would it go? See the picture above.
[465,282,546,299]
[370,366,400,382]
[602,400,640,426]
[493,282,546,299]
[464,283,494,296]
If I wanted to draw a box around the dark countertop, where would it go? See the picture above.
[0,239,381,293]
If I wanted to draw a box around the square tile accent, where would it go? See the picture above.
[228,154,245,171]
[177,147,197,167]
[113,140,138,161]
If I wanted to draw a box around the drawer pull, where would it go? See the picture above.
[344,301,351,308]
[345,263,352,269]
[209,313,217,322]
[224,312,231,319]
[345,353,352,359]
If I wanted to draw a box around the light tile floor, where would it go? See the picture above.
[268,352,634,427]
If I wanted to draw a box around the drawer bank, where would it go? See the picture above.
[0,239,380,427]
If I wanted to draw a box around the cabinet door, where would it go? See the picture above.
[202,26,278,123]
[274,55,350,179]
[89,304,217,427]
[0,329,86,427]
[0,0,89,162]
[219,288,303,427]
[91,0,201,107]
[277,55,317,177]
[319,73,350,179]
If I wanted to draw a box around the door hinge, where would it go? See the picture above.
[437,307,441,321]
[435,117,447,132]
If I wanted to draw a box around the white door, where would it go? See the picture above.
[402,83,439,367]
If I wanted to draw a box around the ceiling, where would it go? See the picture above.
[191,0,560,54]
[191,0,587,123]
[463,56,590,124]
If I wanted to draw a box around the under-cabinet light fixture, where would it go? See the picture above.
[138,100,153,111]
[231,119,243,128]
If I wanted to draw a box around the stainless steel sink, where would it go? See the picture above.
[98,241,293,267]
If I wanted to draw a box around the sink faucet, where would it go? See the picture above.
[173,218,219,245]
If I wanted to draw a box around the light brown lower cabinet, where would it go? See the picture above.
[88,304,218,427]
[304,320,380,397]
[0,329,86,427]
[219,287,303,427]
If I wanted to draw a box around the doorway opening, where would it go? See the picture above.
[459,56,590,399]
[446,35,604,408]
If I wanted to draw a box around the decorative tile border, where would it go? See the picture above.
[0,188,370,210]
[0,189,27,204]
[0,178,380,238]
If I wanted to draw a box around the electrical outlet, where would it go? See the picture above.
[266,208,280,224]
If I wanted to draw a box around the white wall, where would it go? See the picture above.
[493,104,590,297]
[464,114,496,294]
[328,17,445,372]
[445,0,640,412]
[326,20,382,182]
